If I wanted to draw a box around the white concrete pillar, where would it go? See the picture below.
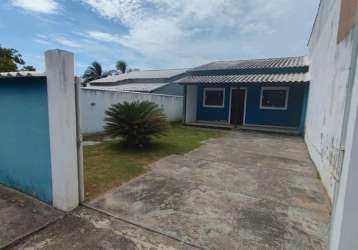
[45,49,79,211]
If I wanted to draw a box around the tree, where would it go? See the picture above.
[82,61,106,83]
[116,60,127,74]
[22,65,36,71]
[104,101,169,147]
[0,46,25,72]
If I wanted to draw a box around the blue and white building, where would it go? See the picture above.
[177,56,310,134]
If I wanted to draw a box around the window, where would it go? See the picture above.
[260,87,289,110]
[203,88,225,108]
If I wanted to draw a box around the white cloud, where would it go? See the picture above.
[86,31,121,43]
[33,34,51,45]
[81,0,318,68]
[55,37,82,48]
[11,0,59,14]
[82,0,143,25]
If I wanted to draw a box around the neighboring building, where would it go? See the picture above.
[305,0,358,249]
[87,68,188,96]
[177,56,310,134]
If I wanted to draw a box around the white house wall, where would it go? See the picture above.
[80,89,183,134]
[305,0,354,200]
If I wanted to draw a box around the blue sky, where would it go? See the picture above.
[0,0,319,75]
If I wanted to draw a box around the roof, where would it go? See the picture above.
[0,71,45,78]
[177,56,310,85]
[90,68,188,84]
[192,56,309,72]
[176,73,310,85]
[84,83,168,93]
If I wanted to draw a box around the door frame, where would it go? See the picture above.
[228,87,247,126]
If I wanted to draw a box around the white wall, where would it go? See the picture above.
[306,1,358,249]
[329,47,358,250]
[305,0,354,200]
[80,89,183,134]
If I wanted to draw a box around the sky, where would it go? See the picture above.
[0,0,320,75]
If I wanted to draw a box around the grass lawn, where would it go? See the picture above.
[83,124,223,201]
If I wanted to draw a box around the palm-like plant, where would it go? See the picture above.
[104,101,169,147]
[116,60,127,74]
[82,61,105,83]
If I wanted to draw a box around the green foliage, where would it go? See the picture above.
[82,61,119,84]
[22,65,36,71]
[104,101,169,147]
[0,46,25,72]
[82,61,103,83]
[116,60,127,73]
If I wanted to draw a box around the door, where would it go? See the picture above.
[230,88,246,126]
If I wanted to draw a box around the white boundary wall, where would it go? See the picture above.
[305,0,354,200]
[80,88,183,134]
[330,48,358,250]
[306,0,358,249]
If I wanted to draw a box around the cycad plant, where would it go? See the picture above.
[104,101,169,147]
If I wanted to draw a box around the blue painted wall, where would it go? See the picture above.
[244,85,307,128]
[0,78,53,203]
[154,82,184,96]
[195,84,308,128]
[196,85,231,122]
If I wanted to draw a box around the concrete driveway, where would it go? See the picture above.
[0,185,63,249]
[90,131,331,250]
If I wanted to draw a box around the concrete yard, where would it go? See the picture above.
[89,131,331,250]
[11,207,195,250]
[0,185,63,249]
[6,131,331,250]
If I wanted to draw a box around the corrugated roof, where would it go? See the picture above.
[0,71,45,78]
[176,73,310,84]
[90,68,188,84]
[84,83,168,92]
[192,56,309,71]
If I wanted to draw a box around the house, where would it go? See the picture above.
[86,68,188,96]
[177,56,310,134]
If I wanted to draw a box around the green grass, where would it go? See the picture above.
[84,124,223,201]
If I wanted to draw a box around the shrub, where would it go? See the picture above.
[104,101,169,147]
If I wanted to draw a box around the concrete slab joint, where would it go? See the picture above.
[45,49,79,211]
